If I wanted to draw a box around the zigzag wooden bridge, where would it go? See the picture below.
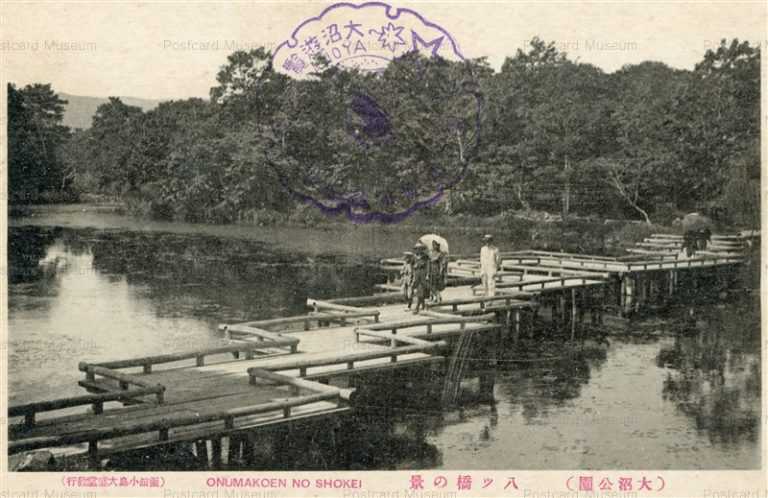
[8,230,758,470]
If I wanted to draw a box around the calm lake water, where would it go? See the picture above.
[8,208,761,470]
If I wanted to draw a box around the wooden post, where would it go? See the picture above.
[619,276,627,314]
[559,292,566,325]
[551,294,560,331]
[668,270,674,297]
[647,273,655,305]
[228,435,241,464]
[598,286,605,325]
[692,270,699,296]
[211,438,223,469]
[514,310,521,344]
[496,328,504,365]
[638,275,646,309]
[88,440,100,469]
[195,440,208,468]
[242,436,254,465]
[570,289,577,341]
[633,276,640,313]
[478,371,496,402]
[625,276,635,315]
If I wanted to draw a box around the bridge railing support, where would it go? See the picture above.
[9,384,166,430]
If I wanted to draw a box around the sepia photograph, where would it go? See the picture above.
[2,1,764,495]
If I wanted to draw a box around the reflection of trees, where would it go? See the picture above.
[8,226,62,283]
[496,339,607,424]
[236,373,442,470]
[657,301,760,446]
[54,228,384,323]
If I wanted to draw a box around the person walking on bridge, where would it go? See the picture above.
[412,242,430,314]
[480,234,501,297]
[429,241,447,304]
[400,252,415,310]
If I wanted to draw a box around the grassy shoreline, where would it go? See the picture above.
[10,201,680,257]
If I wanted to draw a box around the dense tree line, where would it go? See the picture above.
[8,38,760,225]
[8,84,74,203]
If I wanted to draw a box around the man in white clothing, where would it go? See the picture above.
[480,234,501,296]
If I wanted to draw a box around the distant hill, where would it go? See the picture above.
[59,93,163,130]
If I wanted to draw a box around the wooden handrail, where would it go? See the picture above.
[433,293,535,307]
[248,368,353,400]
[247,342,442,375]
[500,263,611,278]
[354,329,436,347]
[79,365,156,388]
[240,310,379,329]
[624,256,742,271]
[329,293,407,306]
[380,258,405,265]
[9,385,165,428]
[82,338,298,371]
[511,250,619,261]
[307,299,380,322]
[363,314,496,332]
[9,391,340,455]
[504,275,601,286]
[217,324,298,343]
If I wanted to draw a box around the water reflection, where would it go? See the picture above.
[7,225,761,470]
[7,226,383,404]
[499,342,606,423]
[657,297,761,448]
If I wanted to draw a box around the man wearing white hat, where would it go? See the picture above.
[480,234,501,296]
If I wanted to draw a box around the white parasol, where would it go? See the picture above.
[681,212,713,232]
[418,234,449,257]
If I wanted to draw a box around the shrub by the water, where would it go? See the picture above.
[238,208,288,226]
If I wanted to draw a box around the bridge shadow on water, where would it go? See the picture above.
[8,225,761,470]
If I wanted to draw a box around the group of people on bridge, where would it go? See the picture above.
[682,227,712,257]
[400,234,502,314]
[400,239,448,314]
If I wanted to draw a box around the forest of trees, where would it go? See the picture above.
[8,37,761,226]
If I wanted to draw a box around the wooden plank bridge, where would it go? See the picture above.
[8,230,757,470]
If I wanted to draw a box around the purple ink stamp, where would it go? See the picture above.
[270,2,482,223]
[273,2,465,76]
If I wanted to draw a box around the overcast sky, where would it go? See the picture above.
[2,1,765,101]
